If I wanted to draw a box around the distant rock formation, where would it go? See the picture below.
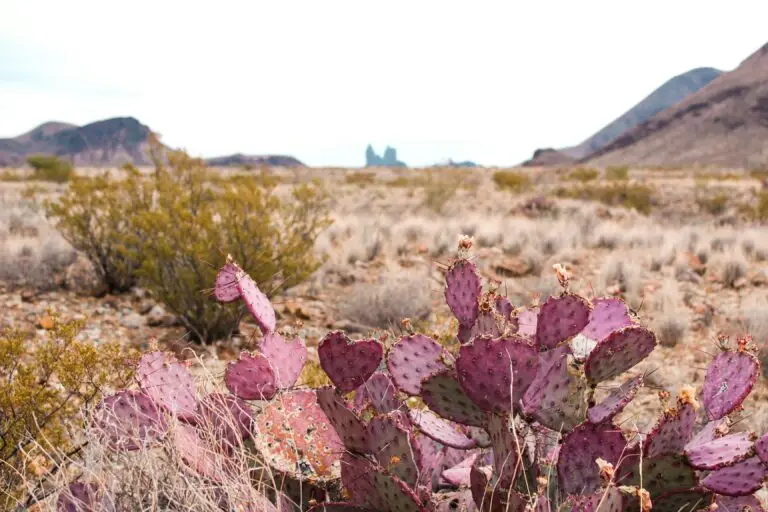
[205,153,304,167]
[431,159,478,168]
[521,148,576,167]
[365,144,407,167]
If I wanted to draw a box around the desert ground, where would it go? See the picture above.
[2,163,768,509]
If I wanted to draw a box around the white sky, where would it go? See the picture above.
[1,0,767,167]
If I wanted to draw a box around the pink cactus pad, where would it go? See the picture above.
[319,331,383,393]
[387,334,450,395]
[224,352,277,400]
[316,386,369,453]
[469,463,527,512]
[170,423,225,482]
[703,349,760,421]
[584,325,657,383]
[581,297,632,342]
[367,412,421,487]
[715,494,766,512]
[195,392,253,452]
[456,335,539,414]
[353,371,402,415]
[214,262,241,303]
[420,369,488,428]
[701,456,767,497]
[684,432,755,470]
[409,409,476,449]
[556,421,627,495]
[444,259,481,327]
[253,389,344,482]
[414,432,446,490]
[236,273,276,334]
[756,432,768,464]
[56,482,112,512]
[136,351,198,422]
[516,307,538,338]
[645,397,698,458]
[92,390,167,451]
[685,418,730,452]
[440,452,478,486]
[340,452,424,511]
[487,414,525,488]
[495,295,514,321]
[521,345,588,431]
[587,374,644,424]
[535,294,591,350]
[258,331,307,389]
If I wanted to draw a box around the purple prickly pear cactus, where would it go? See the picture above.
[701,456,767,497]
[469,463,527,512]
[56,482,112,512]
[618,453,697,499]
[516,307,538,338]
[224,352,277,400]
[254,389,344,482]
[409,409,476,449]
[432,490,475,512]
[685,417,730,452]
[236,272,276,334]
[316,386,369,453]
[702,346,760,421]
[319,331,383,393]
[214,261,241,303]
[487,413,524,488]
[257,331,307,389]
[495,295,514,321]
[420,369,488,428]
[584,325,656,383]
[568,485,625,512]
[456,334,538,414]
[340,452,424,512]
[644,393,698,458]
[457,323,473,344]
[651,489,714,511]
[136,351,198,422]
[195,392,253,453]
[387,334,450,395]
[684,431,755,470]
[353,371,402,415]
[556,421,627,496]
[444,259,481,328]
[535,294,591,350]
[756,432,768,464]
[581,297,632,342]
[440,452,478,486]
[715,494,766,512]
[92,390,167,451]
[468,311,502,339]
[521,345,588,431]
[170,423,225,482]
[587,374,643,424]
[414,432,445,490]
[367,412,421,487]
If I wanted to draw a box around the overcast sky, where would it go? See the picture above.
[2,0,767,167]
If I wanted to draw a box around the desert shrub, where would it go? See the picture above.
[344,171,376,186]
[597,255,643,308]
[696,192,728,216]
[652,282,689,348]
[605,165,629,180]
[555,182,654,214]
[421,171,460,213]
[26,155,73,183]
[0,316,132,508]
[563,167,598,183]
[492,170,531,193]
[713,250,748,288]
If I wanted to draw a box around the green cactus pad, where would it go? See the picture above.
[420,369,488,428]
[619,454,697,500]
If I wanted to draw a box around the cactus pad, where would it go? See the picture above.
[587,374,643,424]
[236,273,276,334]
[214,262,241,303]
[253,389,344,482]
[387,334,450,395]
[224,352,277,400]
[432,490,475,512]
[487,413,524,488]
[651,489,713,512]
[557,421,627,495]
[456,335,539,414]
[258,332,307,389]
[319,331,383,393]
[621,454,697,499]
[581,297,632,342]
[644,396,698,458]
[444,259,481,327]
[353,371,402,415]
[701,456,767,497]
[469,464,527,512]
[568,485,625,512]
[584,325,656,383]
[340,453,424,512]
[409,409,476,449]
[420,369,488,428]
[367,412,421,487]
[136,351,197,422]
[196,392,253,452]
[535,294,591,350]
[316,386,369,453]
[56,482,112,512]
[521,345,588,431]
[170,423,223,481]
[468,311,502,339]
[684,431,755,470]
[702,349,760,421]
[756,432,768,464]
[715,494,766,512]
[440,453,478,486]
[92,390,166,451]
[516,307,538,338]
[414,432,445,490]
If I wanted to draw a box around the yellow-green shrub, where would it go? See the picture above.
[0,317,132,508]
[26,155,73,183]
[605,166,629,181]
[563,167,598,183]
[492,170,531,193]
[696,192,728,216]
[554,182,654,214]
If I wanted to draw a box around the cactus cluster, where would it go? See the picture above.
[58,248,768,511]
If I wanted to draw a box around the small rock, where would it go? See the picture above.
[120,313,145,329]
[733,277,749,289]
[494,258,532,278]
[146,305,167,326]
[38,315,55,330]
[138,301,155,315]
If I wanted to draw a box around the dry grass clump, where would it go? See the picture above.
[651,281,689,348]
[596,255,643,309]
[741,294,768,378]
[339,269,433,329]
[712,249,748,288]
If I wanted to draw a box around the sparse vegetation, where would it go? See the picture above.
[492,169,531,192]
[563,167,598,182]
[605,165,629,180]
[26,155,73,183]
[554,182,654,214]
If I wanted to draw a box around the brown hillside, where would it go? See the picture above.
[586,42,768,168]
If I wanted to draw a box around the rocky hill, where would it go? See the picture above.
[586,43,768,168]
[0,117,155,167]
[205,153,305,167]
